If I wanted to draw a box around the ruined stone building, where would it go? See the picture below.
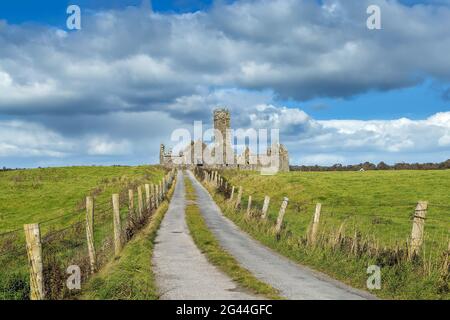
[160,108,289,172]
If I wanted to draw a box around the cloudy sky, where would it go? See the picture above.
[0,0,449,168]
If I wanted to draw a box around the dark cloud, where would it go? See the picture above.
[2,0,450,117]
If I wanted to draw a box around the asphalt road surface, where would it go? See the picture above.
[152,170,258,300]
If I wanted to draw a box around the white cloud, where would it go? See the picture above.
[0,121,72,157]
[239,103,450,164]
[87,136,132,156]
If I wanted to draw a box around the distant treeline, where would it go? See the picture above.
[0,166,17,171]
[0,164,132,172]
[2,161,450,172]
[290,159,450,171]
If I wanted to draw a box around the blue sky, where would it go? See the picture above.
[0,1,215,26]
[0,0,449,167]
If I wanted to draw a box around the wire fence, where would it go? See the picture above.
[0,169,176,300]
[195,167,450,278]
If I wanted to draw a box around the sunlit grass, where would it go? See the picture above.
[203,169,450,299]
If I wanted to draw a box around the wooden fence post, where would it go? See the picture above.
[235,186,243,209]
[246,195,252,218]
[112,194,122,256]
[261,195,270,219]
[24,223,44,300]
[163,177,167,194]
[128,189,134,217]
[410,201,428,258]
[275,197,289,236]
[310,203,322,245]
[85,196,96,274]
[229,186,235,202]
[155,184,160,208]
[137,186,144,219]
[151,184,156,209]
[145,184,151,212]
[159,181,163,200]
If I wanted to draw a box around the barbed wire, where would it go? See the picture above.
[39,211,81,227]
[94,198,113,207]
[216,187,449,223]
[0,245,27,258]
[0,227,23,237]
[41,221,85,244]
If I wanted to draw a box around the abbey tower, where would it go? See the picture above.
[213,108,232,164]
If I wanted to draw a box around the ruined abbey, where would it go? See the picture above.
[160,108,290,172]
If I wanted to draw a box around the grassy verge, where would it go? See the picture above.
[184,175,282,300]
[201,177,449,300]
[81,175,176,300]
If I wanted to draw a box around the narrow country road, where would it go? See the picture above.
[186,170,376,300]
[152,170,258,300]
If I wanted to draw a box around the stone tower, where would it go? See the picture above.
[213,108,231,164]
[159,144,165,165]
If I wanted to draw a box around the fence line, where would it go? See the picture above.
[0,168,176,300]
[194,167,449,275]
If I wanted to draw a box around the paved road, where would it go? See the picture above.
[152,170,257,300]
[187,170,376,300]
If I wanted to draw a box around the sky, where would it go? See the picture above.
[0,0,449,168]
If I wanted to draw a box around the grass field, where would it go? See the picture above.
[0,165,166,300]
[0,166,165,233]
[221,170,450,256]
[202,169,450,299]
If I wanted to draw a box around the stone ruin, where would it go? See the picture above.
[160,108,290,172]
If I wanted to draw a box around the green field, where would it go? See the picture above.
[221,170,449,254]
[208,169,450,299]
[0,165,166,300]
[0,166,165,233]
